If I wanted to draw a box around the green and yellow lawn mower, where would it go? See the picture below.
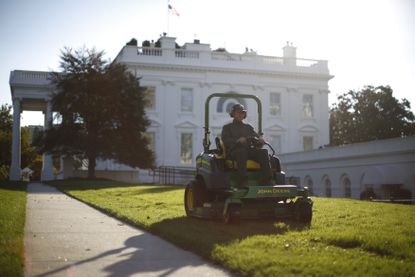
[184,93,313,224]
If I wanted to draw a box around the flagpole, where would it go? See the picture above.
[167,0,170,35]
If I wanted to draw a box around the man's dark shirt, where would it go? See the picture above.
[221,119,259,153]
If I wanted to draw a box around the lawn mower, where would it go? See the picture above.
[184,93,313,224]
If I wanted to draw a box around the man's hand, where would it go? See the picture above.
[237,137,247,144]
[258,136,265,145]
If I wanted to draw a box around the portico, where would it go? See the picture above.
[9,70,54,181]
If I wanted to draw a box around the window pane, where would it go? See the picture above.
[180,133,193,164]
[325,178,332,197]
[303,136,313,151]
[344,178,351,198]
[306,178,314,195]
[144,132,155,151]
[181,88,193,112]
[303,94,313,117]
[143,87,156,110]
[270,135,281,153]
[270,93,281,116]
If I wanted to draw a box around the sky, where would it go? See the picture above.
[1,0,414,126]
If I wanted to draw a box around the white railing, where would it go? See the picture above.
[134,47,328,71]
[261,56,284,65]
[12,70,50,80]
[175,49,199,59]
[138,47,162,56]
[10,70,52,87]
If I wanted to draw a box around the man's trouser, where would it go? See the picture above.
[230,147,271,186]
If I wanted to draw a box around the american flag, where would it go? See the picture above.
[168,4,180,16]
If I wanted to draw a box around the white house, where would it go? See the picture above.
[114,36,333,168]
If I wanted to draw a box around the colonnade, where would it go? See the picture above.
[9,98,54,181]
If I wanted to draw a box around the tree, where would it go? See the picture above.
[0,104,38,180]
[37,47,154,178]
[330,85,415,146]
[0,104,12,179]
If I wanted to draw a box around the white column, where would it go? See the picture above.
[9,98,21,180]
[41,100,54,181]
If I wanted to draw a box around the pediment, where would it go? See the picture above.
[149,119,161,127]
[175,120,198,128]
[298,125,318,132]
[265,124,286,132]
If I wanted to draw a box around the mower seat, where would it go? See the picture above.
[214,137,261,170]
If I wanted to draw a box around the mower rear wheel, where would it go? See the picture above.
[224,204,241,224]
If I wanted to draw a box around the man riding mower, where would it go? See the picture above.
[184,93,313,224]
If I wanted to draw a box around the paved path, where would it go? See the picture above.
[24,183,232,277]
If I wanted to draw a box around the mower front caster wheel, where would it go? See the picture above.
[224,204,241,224]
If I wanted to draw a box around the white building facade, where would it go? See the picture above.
[114,36,333,168]
[280,136,415,199]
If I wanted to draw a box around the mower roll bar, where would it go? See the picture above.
[203,93,263,152]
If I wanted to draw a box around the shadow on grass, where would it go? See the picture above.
[47,179,147,190]
[47,179,184,194]
[0,181,27,191]
[148,216,310,259]
[132,186,184,194]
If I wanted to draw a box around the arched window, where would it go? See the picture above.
[304,175,314,196]
[322,176,331,197]
[342,175,351,198]
[216,95,247,113]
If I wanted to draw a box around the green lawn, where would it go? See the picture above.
[0,181,27,277]
[49,180,415,276]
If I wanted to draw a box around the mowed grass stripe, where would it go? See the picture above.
[0,181,27,277]
[49,180,415,276]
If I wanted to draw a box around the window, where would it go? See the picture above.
[270,135,281,153]
[180,133,193,164]
[144,132,155,152]
[343,177,352,198]
[216,97,246,113]
[303,94,313,117]
[304,176,314,196]
[270,93,281,116]
[181,88,193,112]
[303,136,313,151]
[324,177,332,197]
[143,86,156,110]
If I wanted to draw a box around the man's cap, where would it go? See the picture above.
[230,103,247,118]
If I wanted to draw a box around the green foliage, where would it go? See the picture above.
[37,47,154,178]
[0,104,12,175]
[330,85,415,146]
[0,165,9,180]
[142,37,181,49]
[49,180,415,276]
[20,127,37,169]
[0,181,27,277]
[126,38,137,46]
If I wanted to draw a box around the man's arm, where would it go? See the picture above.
[248,124,265,145]
[221,124,237,150]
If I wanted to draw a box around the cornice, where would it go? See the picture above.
[123,62,334,81]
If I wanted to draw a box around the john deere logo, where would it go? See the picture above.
[257,188,290,194]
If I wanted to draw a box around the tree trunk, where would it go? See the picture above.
[87,155,96,179]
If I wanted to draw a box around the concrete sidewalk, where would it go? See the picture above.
[24,183,232,277]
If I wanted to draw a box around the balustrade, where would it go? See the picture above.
[134,46,327,72]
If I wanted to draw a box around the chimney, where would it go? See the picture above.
[283,41,297,66]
